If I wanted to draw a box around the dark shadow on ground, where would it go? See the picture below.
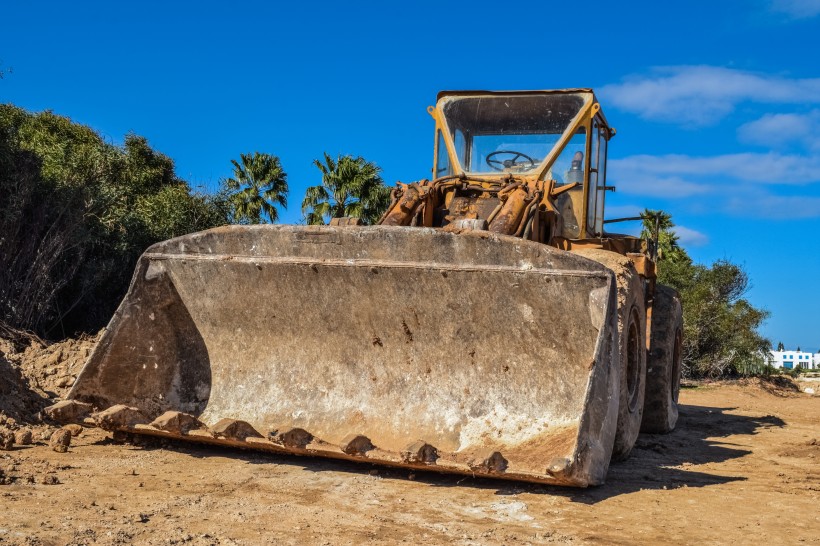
[559,403,784,503]
[90,403,784,504]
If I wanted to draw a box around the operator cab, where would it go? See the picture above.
[432,90,613,239]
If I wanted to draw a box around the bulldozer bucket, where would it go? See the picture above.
[68,225,620,486]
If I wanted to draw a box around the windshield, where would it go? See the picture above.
[440,93,590,175]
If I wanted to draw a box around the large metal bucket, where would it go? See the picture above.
[69,225,620,486]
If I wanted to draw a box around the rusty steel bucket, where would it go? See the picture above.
[67,225,620,486]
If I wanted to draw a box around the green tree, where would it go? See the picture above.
[643,211,771,378]
[302,153,390,225]
[777,341,785,351]
[0,104,230,337]
[224,152,288,224]
[640,209,685,262]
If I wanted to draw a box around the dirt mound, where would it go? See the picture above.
[691,375,803,397]
[745,375,802,396]
[0,329,100,427]
[16,334,99,396]
[0,339,50,425]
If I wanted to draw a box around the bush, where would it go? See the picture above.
[786,367,804,378]
[0,104,230,337]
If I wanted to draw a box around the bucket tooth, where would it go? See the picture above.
[210,419,263,441]
[94,405,148,431]
[44,400,93,424]
[468,451,508,474]
[149,411,206,434]
[275,427,313,448]
[112,430,133,443]
[186,429,216,440]
[340,434,375,456]
[547,457,572,477]
[402,440,438,464]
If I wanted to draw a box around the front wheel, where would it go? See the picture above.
[611,267,647,460]
[574,249,647,461]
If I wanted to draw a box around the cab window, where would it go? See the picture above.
[586,118,608,236]
[440,93,589,175]
[435,129,451,177]
[553,127,587,239]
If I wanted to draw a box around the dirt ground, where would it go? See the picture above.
[0,377,817,546]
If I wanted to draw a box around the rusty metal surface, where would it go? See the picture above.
[436,89,595,101]
[69,225,620,486]
[626,253,655,280]
[378,177,553,247]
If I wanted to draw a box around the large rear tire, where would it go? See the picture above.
[641,284,683,433]
[574,250,647,461]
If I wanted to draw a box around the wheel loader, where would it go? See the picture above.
[54,89,683,487]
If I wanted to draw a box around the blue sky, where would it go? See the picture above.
[1,0,819,350]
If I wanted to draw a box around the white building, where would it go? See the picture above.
[766,350,820,370]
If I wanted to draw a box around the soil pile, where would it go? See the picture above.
[0,329,99,427]
[14,334,99,397]
[0,338,50,426]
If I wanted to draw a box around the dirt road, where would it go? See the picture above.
[1,381,818,545]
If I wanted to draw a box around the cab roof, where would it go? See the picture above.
[436,88,595,101]
[435,88,611,133]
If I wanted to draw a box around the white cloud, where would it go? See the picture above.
[608,152,820,219]
[738,110,820,150]
[608,172,711,198]
[725,192,820,219]
[673,226,709,247]
[770,0,820,18]
[600,66,820,126]
[610,152,820,190]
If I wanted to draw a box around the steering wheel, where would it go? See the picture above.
[485,150,538,172]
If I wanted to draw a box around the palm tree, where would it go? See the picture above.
[224,152,288,224]
[301,153,390,225]
[640,209,681,261]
